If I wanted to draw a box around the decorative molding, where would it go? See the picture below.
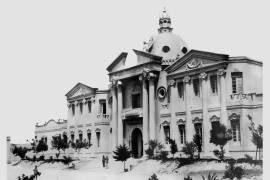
[217,69,226,76]
[161,120,170,126]
[199,72,208,80]
[176,119,186,125]
[161,103,169,109]
[87,129,91,133]
[78,130,83,134]
[210,115,220,122]
[77,124,83,128]
[168,79,176,87]
[160,113,171,118]
[192,117,203,124]
[175,112,186,116]
[85,123,92,127]
[183,76,191,83]
[95,128,101,132]
[186,58,203,70]
[229,113,240,121]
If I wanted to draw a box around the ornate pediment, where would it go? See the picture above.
[176,119,186,125]
[161,120,170,126]
[210,115,220,122]
[229,113,240,121]
[192,117,203,124]
[165,50,229,75]
[66,83,97,100]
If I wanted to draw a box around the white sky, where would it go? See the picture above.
[0,0,269,144]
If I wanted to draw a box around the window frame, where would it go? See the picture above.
[231,72,243,94]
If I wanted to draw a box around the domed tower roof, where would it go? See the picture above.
[143,8,190,66]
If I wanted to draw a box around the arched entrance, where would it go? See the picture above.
[131,128,143,158]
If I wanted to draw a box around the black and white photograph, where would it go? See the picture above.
[1,0,268,180]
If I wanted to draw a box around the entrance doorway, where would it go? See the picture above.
[131,128,143,158]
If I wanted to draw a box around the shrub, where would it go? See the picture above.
[210,123,232,161]
[184,176,192,180]
[201,172,218,180]
[12,146,28,159]
[193,134,202,160]
[182,142,197,159]
[145,147,154,159]
[38,155,45,161]
[36,139,48,153]
[63,156,73,165]
[148,173,159,180]
[176,158,195,167]
[224,161,244,180]
[169,139,178,158]
[158,151,168,162]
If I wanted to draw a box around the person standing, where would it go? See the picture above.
[102,155,105,167]
[105,155,109,168]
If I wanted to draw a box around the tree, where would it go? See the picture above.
[113,144,131,171]
[248,115,263,160]
[51,134,69,156]
[12,146,28,159]
[193,134,202,159]
[72,139,91,152]
[210,123,232,161]
[169,139,178,158]
[182,142,197,159]
[145,139,163,159]
[36,139,48,153]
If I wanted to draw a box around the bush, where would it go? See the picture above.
[12,146,28,159]
[38,155,45,161]
[169,139,178,158]
[224,161,244,180]
[158,151,168,162]
[145,147,154,159]
[184,176,192,180]
[182,142,197,159]
[201,172,218,180]
[176,158,195,167]
[63,156,73,165]
[148,173,159,180]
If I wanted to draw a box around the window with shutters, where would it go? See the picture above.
[210,75,218,94]
[231,72,243,93]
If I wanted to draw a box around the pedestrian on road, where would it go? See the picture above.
[105,155,109,168]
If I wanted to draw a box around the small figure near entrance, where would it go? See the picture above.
[102,155,106,167]
[105,155,109,168]
[33,165,41,180]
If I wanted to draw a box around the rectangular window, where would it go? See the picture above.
[96,132,100,147]
[99,100,107,114]
[231,120,241,142]
[194,123,202,142]
[193,78,200,96]
[231,72,243,93]
[132,93,141,108]
[79,133,83,142]
[178,125,186,144]
[163,126,170,143]
[210,75,218,94]
[88,101,92,113]
[177,81,184,98]
[72,104,75,116]
[87,132,91,144]
[71,134,74,142]
[79,102,83,114]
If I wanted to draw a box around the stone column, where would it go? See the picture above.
[183,76,193,142]
[169,80,179,144]
[111,81,118,150]
[199,72,211,156]
[140,75,149,150]
[117,81,123,145]
[217,69,228,126]
[217,69,229,155]
[7,136,11,164]
[149,73,156,140]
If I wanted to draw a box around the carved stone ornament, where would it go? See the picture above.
[161,120,170,126]
[199,72,208,80]
[168,79,176,87]
[82,99,87,104]
[210,115,220,122]
[229,113,240,121]
[67,103,72,108]
[87,129,91,133]
[148,72,157,80]
[111,78,118,87]
[192,117,203,124]
[217,69,226,76]
[186,58,202,70]
[142,68,151,79]
[183,76,191,83]
[176,119,186,125]
[95,128,101,132]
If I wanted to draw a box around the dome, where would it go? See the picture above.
[148,32,189,65]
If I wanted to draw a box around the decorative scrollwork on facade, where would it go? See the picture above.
[160,120,170,126]
[183,76,191,83]
[168,79,176,87]
[229,113,240,121]
[176,119,186,125]
[199,72,208,80]
[95,128,101,132]
[210,115,220,122]
[186,58,202,70]
[192,117,203,124]
[217,69,226,76]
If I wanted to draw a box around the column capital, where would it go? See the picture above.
[183,76,191,83]
[111,78,118,88]
[217,69,226,76]
[117,80,122,88]
[199,72,208,80]
[168,79,176,87]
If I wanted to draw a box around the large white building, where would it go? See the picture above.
[35,9,263,158]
